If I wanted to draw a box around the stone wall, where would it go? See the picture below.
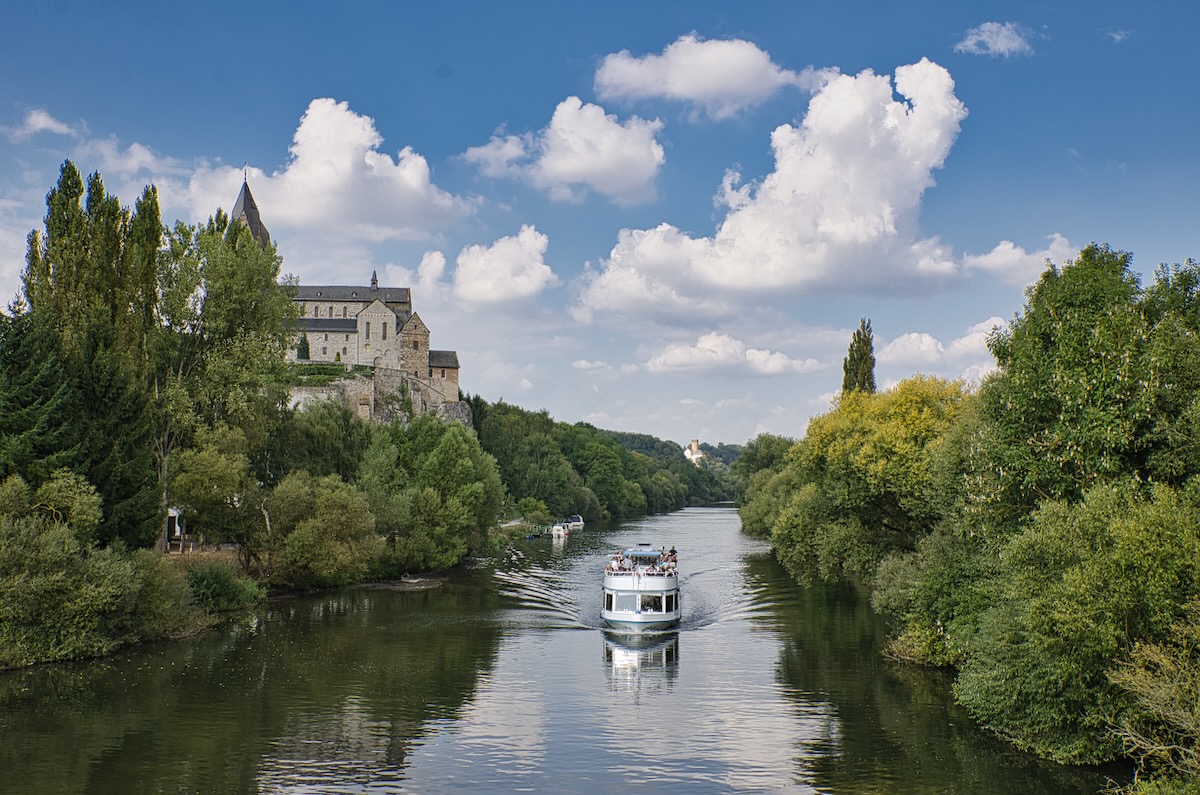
[289,367,467,427]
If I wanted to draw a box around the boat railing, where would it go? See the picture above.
[604,564,677,576]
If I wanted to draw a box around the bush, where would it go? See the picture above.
[0,515,199,668]
[186,560,264,612]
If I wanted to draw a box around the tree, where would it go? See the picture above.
[1109,599,1200,786]
[153,210,300,527]
[362,415,503,573]
[953,480,1200,764]
[766,376,968,584]
[842,317,876,394]
[267,471,377,587]
[15,162,161,546]
[975,244,1151,535]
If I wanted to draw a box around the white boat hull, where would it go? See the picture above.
[601,569,680,632]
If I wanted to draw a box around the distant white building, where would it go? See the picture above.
[684,439,705,465]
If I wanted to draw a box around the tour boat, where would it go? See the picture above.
[601,544,680,631]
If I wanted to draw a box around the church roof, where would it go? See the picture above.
[429,350,460,369]
[296,318,358,333]
[296,285,411,304]
[232,179,270,248]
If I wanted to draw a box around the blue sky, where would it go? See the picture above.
[3,2,1198,447]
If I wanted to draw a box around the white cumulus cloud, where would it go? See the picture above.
[4,109,77,142]
[452,224,559,302]
[464,97,664,205]
[644,332,820,375]
[963,233,1074,285]
[878,317,1005,378]
[173,98,474,249]
[579,59,968,320]
[954,22,1035,57]
[595,33,834,120]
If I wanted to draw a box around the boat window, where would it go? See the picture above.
[640,594,663,612]
[605,592,613,611]
[665,594,675,612]
[615,594,637,612]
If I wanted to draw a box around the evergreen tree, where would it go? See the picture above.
[842,317,876,393]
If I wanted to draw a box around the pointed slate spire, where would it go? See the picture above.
[232,177,271,249]
[371,269,378,289]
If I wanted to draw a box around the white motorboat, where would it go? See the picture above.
[565,514,585,531]
[601,544,680,631]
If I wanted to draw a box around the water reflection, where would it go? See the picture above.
[0,508,1132,794]
[0,583,504,794]
[602,631,679,698]
[740,553,1125,794]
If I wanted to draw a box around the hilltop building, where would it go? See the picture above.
[684,439,705,465]
[287,271,461,407]
[231,178,463,421]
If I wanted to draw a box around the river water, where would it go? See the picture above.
[0,507,1119,794]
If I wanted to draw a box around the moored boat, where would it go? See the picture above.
[601,543,680,631]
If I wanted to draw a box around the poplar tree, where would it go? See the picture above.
[842,317,877,394]
[13,161,161,546]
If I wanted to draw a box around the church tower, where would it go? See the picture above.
[232,177,271,248]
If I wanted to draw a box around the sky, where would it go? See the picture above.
[2,2,1198,448]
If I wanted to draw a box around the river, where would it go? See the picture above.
[0,507,1120,793]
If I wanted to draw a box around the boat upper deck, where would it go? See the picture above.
[604,545,678,577]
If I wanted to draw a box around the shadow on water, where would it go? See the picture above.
[0,583,505,794]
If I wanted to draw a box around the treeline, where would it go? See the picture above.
[466,396,734,521]
[740,245,1200,793]
[0,162,728,669]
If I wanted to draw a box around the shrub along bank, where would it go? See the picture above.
[740,245,1200,792]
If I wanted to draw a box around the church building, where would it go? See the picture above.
[231,178,462,411]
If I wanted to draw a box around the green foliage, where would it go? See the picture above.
[871,527,993,667]
[296,332,310,360]
[474,398,711,519]
[975,244,1152,534]
[766,376,969,584]
[32,470,103,547]
[184,560,264,613]
[1109,599,1200,787]
[842,317,877,394]
[954,481,1200,763]
[270,399,373,484]
[361,415,503,573]
[169,424,260,551]
[732,433,795,478]
[0,514,196,668]
[267,471,378,588]
[515,497,552,527]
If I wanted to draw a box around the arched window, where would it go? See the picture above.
[412,340,418,351]
[312,305,318,317]
[342,306,347,317]
[366,322,371,340]
[382,324,387,341]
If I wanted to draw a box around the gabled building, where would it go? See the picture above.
[288,272,460,407]
[230,179,462,413]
